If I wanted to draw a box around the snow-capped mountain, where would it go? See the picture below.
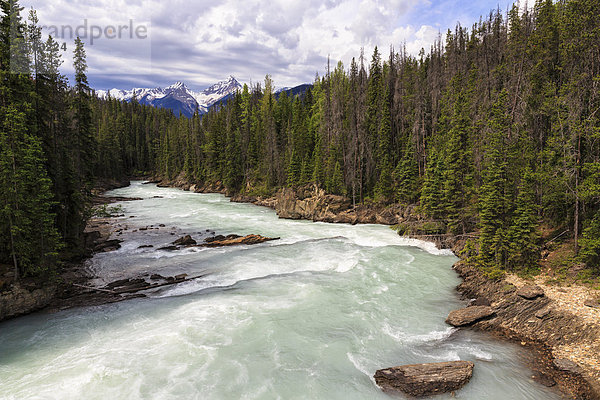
[275,87,291,94]
[96,76,242,118]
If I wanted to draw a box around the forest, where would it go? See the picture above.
[0,0,599,280]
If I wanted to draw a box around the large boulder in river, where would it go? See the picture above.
[446,306,495,327]
[93,239,122,253]
[172,235,197,246]
[517,285,544,300]
[374,361,474,397]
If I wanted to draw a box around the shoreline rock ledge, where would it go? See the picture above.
[374,361,475,397]
[445,305,495,327]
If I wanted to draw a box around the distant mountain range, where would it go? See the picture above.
[96,76,242,118]
[96,77,312,118]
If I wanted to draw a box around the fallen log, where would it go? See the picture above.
[109,274,207,295]
[72,283,116,294]
[200,234,279,247]
[73,274,207,296]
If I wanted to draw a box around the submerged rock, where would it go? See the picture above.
[517,285,545,300]
[446,306,495,327]
[158,245,178,251]
[374,361,474,397]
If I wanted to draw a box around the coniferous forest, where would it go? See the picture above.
[1,0,599,280]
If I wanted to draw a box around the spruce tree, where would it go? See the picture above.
[478,90,511,268]
[286,150,301,187]
[506,170,540,270]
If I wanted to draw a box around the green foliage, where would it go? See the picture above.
[459,239,478,264]
[580,214,600,270]
[478,90,511,268]
[329,161,345,195]
[483,265,506,281]
[92,204,124,218]
[394,151,418,204]
[0,106,60,277]
[287,150,301,187]
[506,171,541,270]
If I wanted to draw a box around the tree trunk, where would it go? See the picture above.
[8,213,19,281]
[574,130,581,255]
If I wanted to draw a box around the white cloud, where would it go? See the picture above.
[21,0,445,89]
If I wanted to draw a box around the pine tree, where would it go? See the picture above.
[375,83,394,201]
[72,36,95,185]
[224,128,243,192]
[330,160,345,195]
[394,150,418,204]
[506,170,540,270]
[478,90,510,268]
[0,107,59,277]
[420,151,445,219]
[287,150,301,187]
[580,214,600,271]
[61,36,95,249]
[442,84,473,234]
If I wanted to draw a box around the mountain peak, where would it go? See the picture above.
[166,81,187,91]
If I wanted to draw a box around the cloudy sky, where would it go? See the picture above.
[22,0,514,91]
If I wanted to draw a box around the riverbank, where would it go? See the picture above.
[0,179,133,321]
[454,262,600,399]
[156,175,600,398]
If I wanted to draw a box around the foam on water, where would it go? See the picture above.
[0,182,561,400]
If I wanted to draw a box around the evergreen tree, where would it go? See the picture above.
[0,107,59,278]
[506,170,540,270]
[287,150,301,187]
[580,215,600,271]
[478,90,511,268]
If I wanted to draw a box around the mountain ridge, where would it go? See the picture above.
[96,76,242,117]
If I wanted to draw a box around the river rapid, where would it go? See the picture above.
[0,182,560,399]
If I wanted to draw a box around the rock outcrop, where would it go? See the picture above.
[93,239,122,253]
[517,285,545,300]
[173,235,197,246]
[267,186,351,222]
[446,306,495,327]
[374,361,474,397]
[0,283,56,321]
[583,298,599,309]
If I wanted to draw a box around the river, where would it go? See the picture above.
[0,182,560,399]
